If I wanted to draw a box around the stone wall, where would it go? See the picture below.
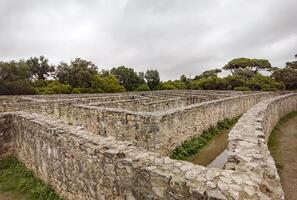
[225,93,297,199]
[0,92,275,155]
[0,113,13,157]
[0,111,283,199]
[1,91,294,199]
[155,93,274,154]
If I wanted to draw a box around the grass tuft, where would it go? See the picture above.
[170,117,239,160]
[0,156,63,200]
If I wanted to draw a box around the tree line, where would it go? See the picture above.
[0,54,296,95]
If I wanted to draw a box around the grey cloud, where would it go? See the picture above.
[0,0,296,80]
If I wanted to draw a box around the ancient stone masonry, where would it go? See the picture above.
[0,90,293,199]
[0,91,275,155]
[0,113,13,157]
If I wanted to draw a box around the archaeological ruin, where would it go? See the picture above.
[1,90,296,199]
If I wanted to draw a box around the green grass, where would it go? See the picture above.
[170,117,239,160]
[0,156,63,200]
[268,111,297,171]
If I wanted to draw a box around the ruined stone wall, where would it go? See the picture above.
[226,93,297,199]
[155,93,274,154]
[2,111,282,200]
[0,113,14,157]
[0,92,275,155]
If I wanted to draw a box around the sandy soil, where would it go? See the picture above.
[273,115,297,200]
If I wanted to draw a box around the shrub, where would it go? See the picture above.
[234,86,251,91]
[159,81,177,90]
[191,76,230,90]
[246,74,284,91]
[36,81,72,94]
[0,80,36,95]
[91,75,125,93]
[135,84,150,91]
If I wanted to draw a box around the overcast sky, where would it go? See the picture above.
[0,0,296,80]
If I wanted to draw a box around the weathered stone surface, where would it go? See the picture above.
[0,91,293,199]
[0,91,275,155]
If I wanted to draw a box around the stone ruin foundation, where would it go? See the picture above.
[0,90,294,199]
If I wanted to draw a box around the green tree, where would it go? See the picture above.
[135,83,150,91]
[246,74,284,91]
[194,69,221,80]
[36,81,72,94]
[145,69,160,90]
[272,54,297,90]
[91,74,125,93]
[0,60,35,95]
[56,58,98,88]
[223,58,271,74]
[160,81,177,90]
[110,66,144,91]
[26,56,54,80]
[191,76,229,90]
[285,54,297,69]
[223,75,246,89]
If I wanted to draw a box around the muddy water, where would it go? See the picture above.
[269,115,297,200]
[185,129,229,168]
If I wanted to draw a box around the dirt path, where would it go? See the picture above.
[0,193,15,200]
[271,115,297,200]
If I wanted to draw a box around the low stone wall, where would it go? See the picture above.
[155,92,274,154]
[0,92,275,155]
[0,113,13,157]
[225,93,297,199]
[1,111,282,199]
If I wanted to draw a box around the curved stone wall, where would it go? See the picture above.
[226,93,297,199]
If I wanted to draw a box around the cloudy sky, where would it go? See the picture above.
[0,0,296,80]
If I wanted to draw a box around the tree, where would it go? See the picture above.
[91,74,125,93]
[223,75,246,89]
[135,83,150,91]
[191,76,229,90]
[194,69,221,80]
[145,69,160,90]
[110,66,144,91]
[272,54,297,90]
[0,60,36,95]
[26,56,54,80]
[246,74,284,91]
[285,53,297,69]
[223,58,271,74]
[56,58,98,88]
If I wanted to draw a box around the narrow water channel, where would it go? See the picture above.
[185,129,229,168]
[269,114,297,200]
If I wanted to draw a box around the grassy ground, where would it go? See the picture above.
[268,111,297,200]
[268,111,297,171]
[170,117,239,160]
[0,156,63,200]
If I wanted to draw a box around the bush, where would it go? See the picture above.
[159,81,177,90]
[191,76,230,90]
[223,75,246,89]
[135,84,150,91]
[36,81,72,94]
[72,87,103,94]
[0,80,36,95]
[91,75,125,93]
[172,80,187,89]
[246,74,284,91]
[234,86,250,91]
